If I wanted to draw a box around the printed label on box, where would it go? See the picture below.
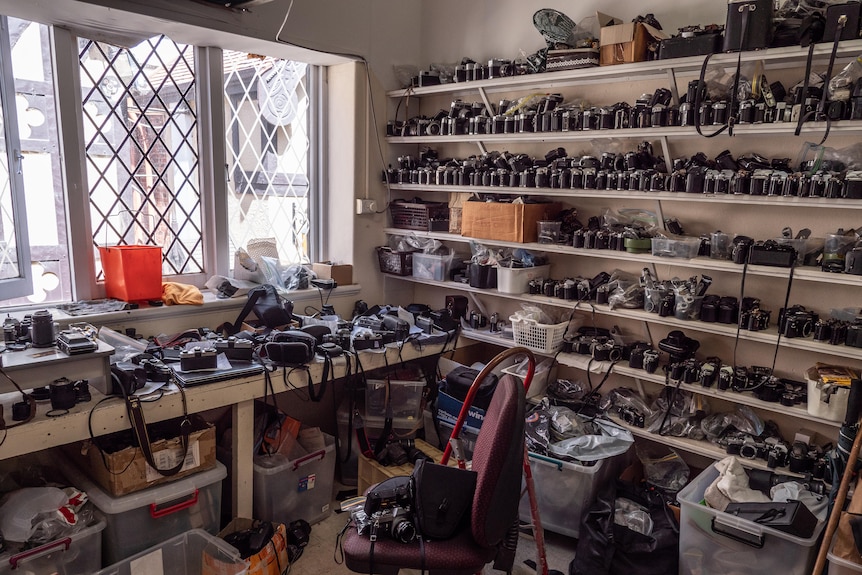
[298,473,316,492]
[145,440,200,483]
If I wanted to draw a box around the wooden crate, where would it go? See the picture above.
[358,439,446,495]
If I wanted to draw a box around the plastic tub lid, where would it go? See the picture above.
[60,457,227,515]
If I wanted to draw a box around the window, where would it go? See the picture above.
[79,35,203,278]
[223,52,312,267]
[0,15,322,308]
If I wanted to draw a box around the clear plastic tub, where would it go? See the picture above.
[828,546,862,575]
[496,265,551,294]
[678,462,824,575]
[651,236,702,259]
[365,379,426,420]
[253,432,336,526]
[517,451,629,538]
[95,529,248,575]
[0,515,106,575]
[412,251,454,281]
[60,458,226,565]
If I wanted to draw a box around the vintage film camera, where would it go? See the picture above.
[351,475,416,544]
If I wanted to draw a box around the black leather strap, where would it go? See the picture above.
[795,16,845,144]
[125,382,191,476]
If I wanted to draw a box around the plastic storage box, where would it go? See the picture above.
[412,251,454,281]
[517,451,629,538]
[678,462,825,575]
[501,359,555,399]
[253,432,336,526]
[496,265,551,294]
[366,379,426,420]
[806,366,849,422]
[0,515,106,575]
[651,236,701,259]
[95,529,248,575]
[61,458,226,565]
[437,419,479,460]
[828,547,862,575]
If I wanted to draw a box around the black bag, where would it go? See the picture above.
[570,480,679,575]
[411,459,477,540]
[441,367,499,410]
[723,500,817,539]
[222,284,294,334]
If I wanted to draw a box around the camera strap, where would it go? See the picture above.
[0,369,36,439]
[125,381,191,477]
[794,15,846,144]
[695,6,750,138]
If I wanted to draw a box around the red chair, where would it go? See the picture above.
[341,357,528,574]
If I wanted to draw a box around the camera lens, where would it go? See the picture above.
[30,310,55,347]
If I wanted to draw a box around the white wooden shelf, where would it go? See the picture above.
[386,184,862,210]
[383,228,862,287]
[386,40,862,99]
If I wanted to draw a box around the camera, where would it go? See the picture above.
[766,439,790,469]
[642,349,660,374]
[778,306,817,339]
[180,346,218,371]
[700,357,721,388]
[618,405,645,428]
[591,340,622,362]
[352,476,416,544]
[658,330,700,363]
[739,436,767,460]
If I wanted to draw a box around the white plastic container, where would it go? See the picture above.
[806,367,850,422]
[437,419,479,460]
[253,432,336,526]
[496,264,551,294]
[509,316,568,354]
[517,451,629,538]
[828,547,862,575]
[61,458,226,566]
[0,516,106,575]
[501,359,556,399]
[95,529,248,575]
[678,462,824,575]
[412,251,454,281]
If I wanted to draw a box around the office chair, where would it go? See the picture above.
[341,355,529,574]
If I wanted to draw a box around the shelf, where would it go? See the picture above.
[386,120,862,144]
[456,329,841,428]
[394,274,862,363]
[387,40,862,98]
[383,229,862,287]
[386,184,862,210]
[0,338,466,461]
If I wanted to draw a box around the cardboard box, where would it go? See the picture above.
[600,22,666,66]
[63,414,216,497]
[358,439,445,495]
[312,263,352,286]
[461,201,561,243]
[436,390,485,434]
[546,48,600,71]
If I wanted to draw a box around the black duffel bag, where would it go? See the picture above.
[440,366,499,410]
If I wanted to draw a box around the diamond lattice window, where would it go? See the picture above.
[224,52,310,266]
[79,35,202,278]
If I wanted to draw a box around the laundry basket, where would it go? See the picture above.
[509,316,569,354]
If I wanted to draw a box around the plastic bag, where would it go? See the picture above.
[548,418,635,462]
[607,270,645,310]
[636,444,690,493]
[700,405,766,441]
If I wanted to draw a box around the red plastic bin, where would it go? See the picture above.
[99,245,163,302]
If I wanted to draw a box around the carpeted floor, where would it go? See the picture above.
[291,485,577,575]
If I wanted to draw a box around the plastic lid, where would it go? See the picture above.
[60,457,227,515]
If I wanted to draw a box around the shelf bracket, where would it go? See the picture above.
[667,68,680,107]
[658,135,673,174]
[654,199,667,231]
[476,140,488,155]
[477,86,494,117]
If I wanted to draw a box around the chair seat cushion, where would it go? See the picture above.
[342,524,496,573]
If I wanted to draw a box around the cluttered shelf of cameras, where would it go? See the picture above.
[0,336,464,460]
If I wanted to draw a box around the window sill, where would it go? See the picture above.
[4,284,363,328]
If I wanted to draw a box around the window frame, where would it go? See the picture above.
[45,29,323,303]
[0,16,33,300]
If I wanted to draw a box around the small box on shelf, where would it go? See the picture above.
[461,201,561,243]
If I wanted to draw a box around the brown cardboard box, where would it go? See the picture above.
[312,263,353,286]
[600,22,666,66]
[461,201,561,243]
[63,414,216,496]
[358,439,446,495]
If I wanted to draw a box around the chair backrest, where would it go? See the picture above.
[469,374,526,548]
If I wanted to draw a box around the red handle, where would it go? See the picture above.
[149,489,199,518]
[10,537,71,568]
[292,449,325,470]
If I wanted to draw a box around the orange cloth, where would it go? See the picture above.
[161,282,203,305]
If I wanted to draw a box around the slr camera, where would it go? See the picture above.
[618,405,645,428]
[778,305,817,339]
[352,476,417,544]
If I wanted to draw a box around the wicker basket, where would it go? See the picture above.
[376,246,417,276]
[390,201,449,231]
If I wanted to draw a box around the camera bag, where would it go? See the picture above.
[723,500,817,539]
[264,330,316,366]
[221,284,294,335]
[411,459,477,540]
[442,366,499,410]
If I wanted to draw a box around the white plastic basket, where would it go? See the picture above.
[509,316,568,353]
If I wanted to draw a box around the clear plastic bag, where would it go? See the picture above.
[636,444,690,493]
[607,270,645,310]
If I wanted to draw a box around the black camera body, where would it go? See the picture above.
[778,306,817,339]
[179,346,218,372]
[658,330,700,363]
[353,475,417,544]
[214,337,254,361]
[618,405,645,428]
[110,362,147,396]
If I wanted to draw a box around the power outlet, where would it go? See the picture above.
[355,198,377,215]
